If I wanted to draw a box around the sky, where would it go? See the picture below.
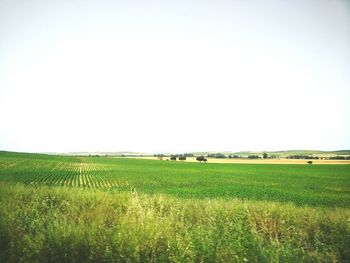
[0,0,350,153]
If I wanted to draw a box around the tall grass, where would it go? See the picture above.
[0,183,349,263]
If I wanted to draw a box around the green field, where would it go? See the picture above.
[0,151,349,262]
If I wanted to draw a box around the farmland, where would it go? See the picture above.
[0,151,350,262]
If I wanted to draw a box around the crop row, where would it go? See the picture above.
[22,162,129,189]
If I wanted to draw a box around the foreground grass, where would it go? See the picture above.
[0,183,349,263]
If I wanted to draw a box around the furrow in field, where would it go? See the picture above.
[91,173,101,188]
[61,164,71,187]
[86,172,96,188]
[81,164,87,188]
[85,172,91,188]
[98,174,108,188]
[81,168,88,188]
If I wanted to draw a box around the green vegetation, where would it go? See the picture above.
[0,151,349,262]
[1,152,349,206]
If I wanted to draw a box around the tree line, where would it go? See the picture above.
[153,153,350,162]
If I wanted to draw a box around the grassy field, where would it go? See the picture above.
[0,151,349,262]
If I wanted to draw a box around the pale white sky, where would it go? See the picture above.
[0,0,349,153]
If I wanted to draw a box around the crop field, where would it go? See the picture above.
[1,151,349,206]
[0,151,350,262]
[0,153,131,190]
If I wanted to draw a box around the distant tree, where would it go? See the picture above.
[196,156,207,162]
[208,153,226,158]
[248,155,260,159]
[288,155,318,160]
[307,161,313,165]
[263,152,268,159]
[170,156,177,161]
[178,156,186,161]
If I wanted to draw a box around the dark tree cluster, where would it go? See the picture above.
[207,153,226,158]
[228,155,241,158]
[168,154,188,161]
[248,155,260,159]
[287,155,319,160]
[196,156,207,162]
